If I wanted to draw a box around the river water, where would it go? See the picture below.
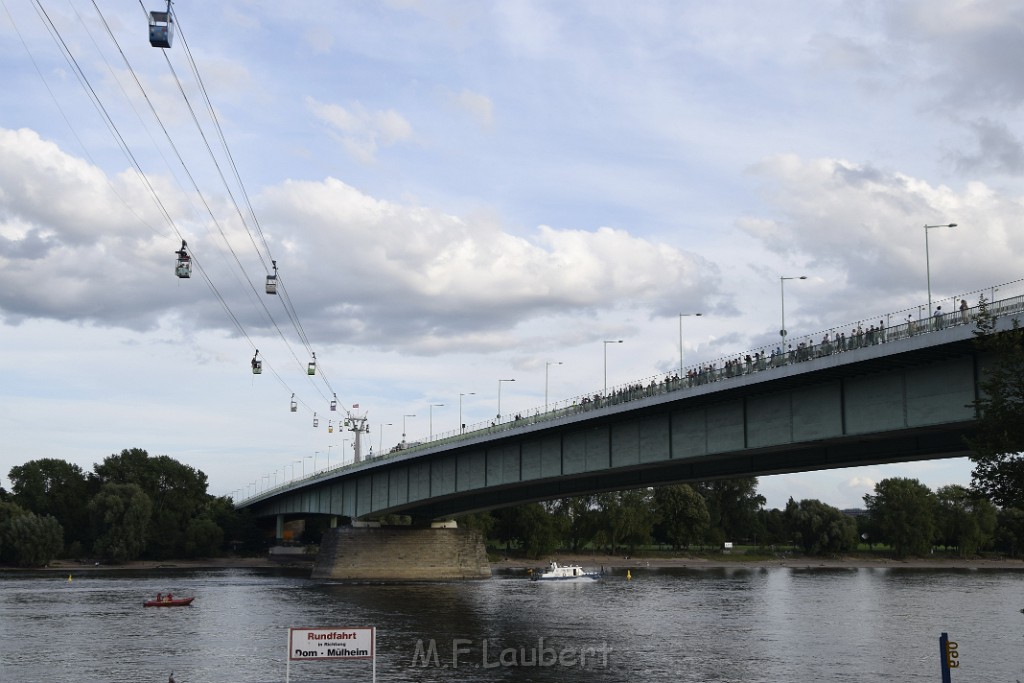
[0,566,1021,682]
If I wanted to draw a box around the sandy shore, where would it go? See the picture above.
[17,554,1024,573]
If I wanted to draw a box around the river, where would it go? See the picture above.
[0,566,1021,682]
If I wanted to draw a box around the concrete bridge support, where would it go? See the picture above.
[311,524,491,581]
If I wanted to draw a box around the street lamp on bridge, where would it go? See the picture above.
[402,414,416,444]
[429,403,444,439]
[459,393,474,433]
[780,276,808,345]
[678,313,702,377]
[497,379,515,420]
[545,361,562,410]
[925,222,957,317]
[603,340,623,393]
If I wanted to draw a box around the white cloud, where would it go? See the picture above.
[450,88,494,128]
[306,98,414,163]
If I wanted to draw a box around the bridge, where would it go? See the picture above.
[238,292,1022,531]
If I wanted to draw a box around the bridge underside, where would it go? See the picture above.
[248,343,981,522]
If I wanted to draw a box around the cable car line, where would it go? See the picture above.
[30,1,345,420]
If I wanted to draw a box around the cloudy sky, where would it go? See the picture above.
[1,0,1021,510]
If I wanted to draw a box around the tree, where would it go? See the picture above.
[8,458,93,551]
[783,498,858,555]
[863,478,938,558]
[967,298,1024,508]
[652,484,709,549]
[0,500,28,564]
[548,495,600,552]
[184,516,224,558]
[693,477,766,544]
[935,485,998,557]
[93,449,210,559]
[993,507,1024,558]
[89,482,152,563]
[1,513,64,567]
[594,489,657,554]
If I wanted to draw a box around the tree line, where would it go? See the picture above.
[456,476,1023,560]
[0,448,262,567]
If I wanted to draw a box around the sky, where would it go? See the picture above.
[1,0,1022,511]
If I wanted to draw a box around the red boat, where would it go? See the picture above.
[144,595,194,607]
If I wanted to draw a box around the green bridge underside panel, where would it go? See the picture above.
[250,353,978,521]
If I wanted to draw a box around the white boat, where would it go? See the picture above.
[531,561,601,582]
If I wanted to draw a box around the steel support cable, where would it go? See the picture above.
[4,0,169,241]
[36,0,310,414]
[29,0,181,241]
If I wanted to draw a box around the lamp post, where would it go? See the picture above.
[402,414,415,443]
[313,451,320,473]
[378,425,390,455]
[780,276,808,345]
[497,379,515,420]
[325,444,339,470]
[459,393,474,433]
[429,403,444,439]
[678,313,702,376]
[545,361,563,410]
[603,340,623,393]
[924,223,957,317]
[292,460,301,482]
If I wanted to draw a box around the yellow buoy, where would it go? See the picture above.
[626,569,632,580]
[67,575,72,583]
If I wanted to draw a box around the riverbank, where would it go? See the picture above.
[12,553,1024,573]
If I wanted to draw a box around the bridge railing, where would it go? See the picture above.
[236,283,1024,505]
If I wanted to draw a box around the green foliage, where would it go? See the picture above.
[784,498,858,555]
[8,458,93,552]
[1,513,64,567]
[594,489,658,554]
[863,478,938,558]
[548,495,600,552]
[94,448,209,559]
[89,482,153,563]
[652,484,709,549]
[935,485,998,557]
[184,516,224,558]
[993,507,1024,557]
[967,302,1024,508]
[692,478,766,543]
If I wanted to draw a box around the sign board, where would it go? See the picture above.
[289,627,374,660]
[286,627,376,683]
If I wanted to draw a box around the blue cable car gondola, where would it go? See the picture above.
[148,1,173,48]
[174,240,191,278]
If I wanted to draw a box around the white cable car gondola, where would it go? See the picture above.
[174,240,191,278]
[313,412,319,428]
[307,352,316,376]
[148,1,173,48]
[266,260,278,295]
[251,350,262,374]
[330,393,337,411]
[290,393,297,412]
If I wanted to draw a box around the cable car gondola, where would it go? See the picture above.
[251,350,262,374]
[266,260,278,295]
[307,352,316,376]
[330,393,337,411]
[313,412,319,428]
[148,1,174,48]
[290,393,297,412]
[328,420,333,434]
[174,240,191,278]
